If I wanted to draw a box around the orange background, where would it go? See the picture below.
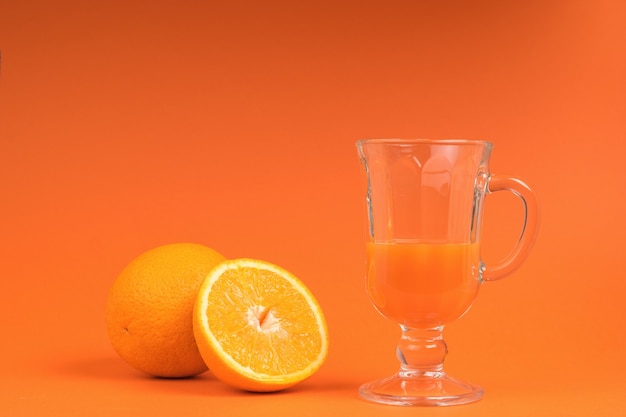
[1,1,625,416]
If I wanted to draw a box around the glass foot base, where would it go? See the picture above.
[359,371,483,406]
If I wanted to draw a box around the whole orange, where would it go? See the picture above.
[105,243,225,378]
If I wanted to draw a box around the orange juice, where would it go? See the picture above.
[366,242,481,328]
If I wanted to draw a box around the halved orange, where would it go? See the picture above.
[192,258,329,392]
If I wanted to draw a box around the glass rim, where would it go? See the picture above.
[356,138,493,147]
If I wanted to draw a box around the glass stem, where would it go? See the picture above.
[396,325,447,377]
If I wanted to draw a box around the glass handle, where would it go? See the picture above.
[482,176,540,281]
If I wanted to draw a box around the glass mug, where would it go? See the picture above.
[356,139,539,406]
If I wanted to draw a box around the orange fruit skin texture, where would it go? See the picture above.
[105,243,225,378]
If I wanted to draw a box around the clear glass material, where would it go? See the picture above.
[356,139,540,406]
